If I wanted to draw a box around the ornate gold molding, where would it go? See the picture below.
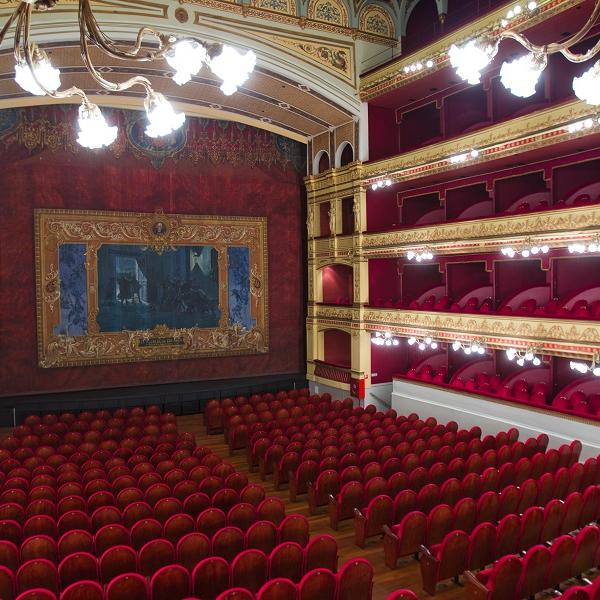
[305,100,598,203]
[310,303,600,357]
[35,209,269,368]
[359,0,581,101]
[183,0,397,46]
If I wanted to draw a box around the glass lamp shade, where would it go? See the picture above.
[166,39,207,85]
[500,53,546,98]
[144,91,185,137]
[76,103,118,149]
[14,50,61,96]
[209,45,256,96]
[448,38,496,85]
[573,60,600,106]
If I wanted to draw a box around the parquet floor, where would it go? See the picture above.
[180,414,467,600]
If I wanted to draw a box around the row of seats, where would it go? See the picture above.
[464,527,600,599]
[558,578,600,600]
[373,294,600,320]
[421,516,600,594]
[0,558,372,600]
[307,444,567,518]
[205,389,315,433]
[370,464,600,552]
[403,367,600,420]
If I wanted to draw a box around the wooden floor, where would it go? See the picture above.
[180,414,467,600]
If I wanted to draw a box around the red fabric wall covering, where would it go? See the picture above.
[371,342,406,384]
[323,330,351,367]
[321,265,353,305]
[0,106,307,396]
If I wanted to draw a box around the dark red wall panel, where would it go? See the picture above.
[0,106,307,396]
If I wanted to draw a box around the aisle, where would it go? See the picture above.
[178,414,467,600]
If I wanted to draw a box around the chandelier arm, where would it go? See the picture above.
[560,39,600,63]
[78,0,168,61]
[0,3,23,48]
[498,0,600,56]
[78,11,153,94]
[18,7,87,101]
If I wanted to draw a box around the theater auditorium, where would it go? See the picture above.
[0,0,599,598]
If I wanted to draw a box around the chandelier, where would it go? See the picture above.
[0,0,256,148]
[505,346,542,367]
[449,2,600,104]
[451,339,487,356]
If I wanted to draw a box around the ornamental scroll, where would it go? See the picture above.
[35,209,268,368]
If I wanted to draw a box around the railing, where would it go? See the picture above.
[314,360,352,384]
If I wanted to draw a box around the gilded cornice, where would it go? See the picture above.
[304,99,598,202]
[183,0,398,46]
[360,206,600,255]
[310,303,600,357]
[359,0,581,101]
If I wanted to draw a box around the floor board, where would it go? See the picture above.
[179,414,468,600]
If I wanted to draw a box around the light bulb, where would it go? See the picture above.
[14,48,61,96]
[425,337,432,345]
[408,337,416,346]
[500,53,546,98]
[166,39,207,85]
[76,102,118,149]
[528,1,537,9]
[478,347,485,355]
[426,60,434,68]
[513,4,522,14]
[573,60,600,106]
[407,251,415,260]
[531,246,539,254]
[516,358,525,366]
[210,45,256,96]
[522,249,530,257]
[392,339,399,346]
[144,92,185,138]
[384,332,391,338]
[385,179,392,186]
[593,367,600,377]
[470,149,479,158]
[430,342,438,350]
[524,352,534,361]
[371,184,378,191]
[418,343,426,351]
[449,38,496,85]
[506,349,516,360]
[416,255,422,262]
[588,243,598,252]
[464,348,472,355]
[385,339,392,346]
[452,341,461,351]
[532,357,541,366]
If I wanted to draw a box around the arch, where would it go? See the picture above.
[335,141,354,168]
[308,0,349,27]
[403,0,439,51]
[358,5,395,38]
[314,150,331,174]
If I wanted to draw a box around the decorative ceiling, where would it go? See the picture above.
[0,0,405,141]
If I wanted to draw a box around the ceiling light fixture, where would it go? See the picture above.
[570,353,600,376]
[407,335,439,351]
[406,249,435,262]
[371,332,401,347]
[568,236,600,254]
[451,339,487,356]
[506,346,543,367]
[449,2,600,105]
[501,238,549,258]
[0,0,256,148]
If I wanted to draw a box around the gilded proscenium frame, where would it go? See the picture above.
[35,209,269,368]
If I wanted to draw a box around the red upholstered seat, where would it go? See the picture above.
[420,530,469,594]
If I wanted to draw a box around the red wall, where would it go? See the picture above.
[321,265,353,304]
[0,106,307,396]
[323,330,351,367]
